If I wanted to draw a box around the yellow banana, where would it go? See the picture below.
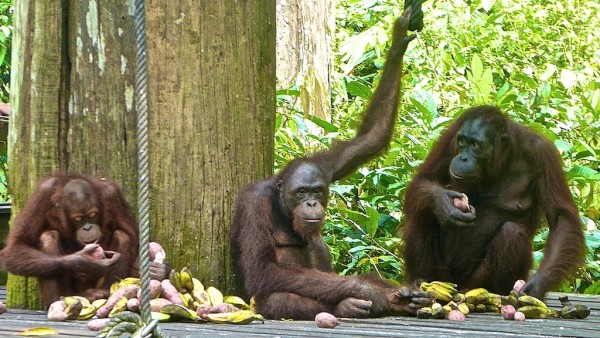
[63,298,83,320]
[518,305,547,319]
[180,267,194,292]
[464,288,488,298]
[182,293,194,309]
[429,281,458,293]
[207,286,224,306]
[77,305,96,320]
[457,303,470,315]
[92,299,108,309]
[109,297,129,317]
[223,295,251,310]
[518,295,547,310]
[423,284,454,302]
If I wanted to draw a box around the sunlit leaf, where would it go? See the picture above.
[560,69,577,90]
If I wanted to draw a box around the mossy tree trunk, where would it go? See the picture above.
[146,1,275,295]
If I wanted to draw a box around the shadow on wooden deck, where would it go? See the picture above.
[0,288,598,337]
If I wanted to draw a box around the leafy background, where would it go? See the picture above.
[276,0,600,294]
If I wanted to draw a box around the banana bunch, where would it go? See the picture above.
[109,277,141,294]
[420,281,458,302]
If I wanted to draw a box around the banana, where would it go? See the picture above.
[464,288,488,298]
[192,290,211,305]
[500,295,520,308]
[416,307,434,319]
[474,304,486,313]
[109,297,129,317]
[484,294,502,307]
[431,302,445,319]
[223,295,251,310]
[429,281,458,293]
[77,305,96,320]
[192,278,204,292]
[453,293,466,303]
[485,305,500,313]
[518,305,547,319]
[63,298,83,320]
[423,284,454,302]
[457,303,470,315]
[206,310,263,324]
[561,305,591,319]
[518,295,547,310]
[442,304,452,314]
[182,293,194,309]
[170,269,184,292]
[161,304,199,321]
[180,267,194,292]
[465,295,486,305]
[207,286,224,306]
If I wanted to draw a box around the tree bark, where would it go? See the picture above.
[6,0,139,309]
[276,0,333,122]
[146,1,275,294]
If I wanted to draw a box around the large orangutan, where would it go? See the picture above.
[0,173,167,306]
[230,1,429,320]
[402,105,586,300]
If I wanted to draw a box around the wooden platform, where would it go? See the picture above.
[0,289,599,337]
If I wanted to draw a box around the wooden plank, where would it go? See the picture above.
[0,291,598,337]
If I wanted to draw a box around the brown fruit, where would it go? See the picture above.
[453,193,470,213]
[315,312,341,328]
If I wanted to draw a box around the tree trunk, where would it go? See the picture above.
[276,0,333,123]
[6,0,274,308]
[146,1,275,295]
[7,0,138,309]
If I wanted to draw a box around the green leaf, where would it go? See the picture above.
[346,79,372,99]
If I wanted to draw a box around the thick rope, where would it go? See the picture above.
[133,0,160,336]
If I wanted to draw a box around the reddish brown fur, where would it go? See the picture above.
[402,106,585,299]
[0,173,140,306]
[229,4,426,320]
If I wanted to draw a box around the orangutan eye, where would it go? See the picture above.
[88,212,97,219]
[73,216,83,223]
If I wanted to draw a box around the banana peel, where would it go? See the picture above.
[207,310,264,324]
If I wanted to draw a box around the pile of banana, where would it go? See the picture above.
[417,281,591,321]
[49,267,264,330]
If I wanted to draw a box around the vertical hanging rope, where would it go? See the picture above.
[133,0,156,335]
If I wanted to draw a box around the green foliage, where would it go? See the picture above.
[276,0,600,293]
[0,0,11,202]
[0,0,12,103]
